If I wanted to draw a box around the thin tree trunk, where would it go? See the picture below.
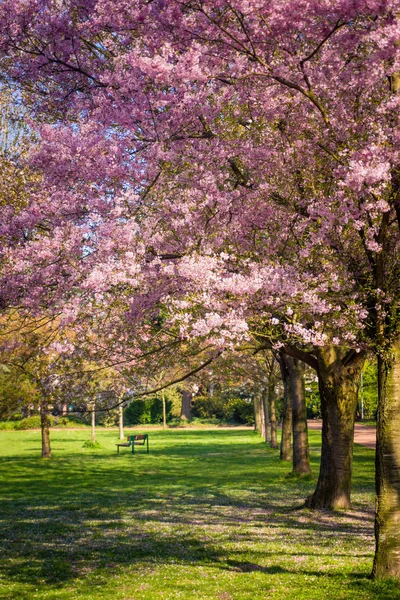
[40,401,51,459]
[285,355,311,476]
[119,403,124,440]
[162,390,167,429]
[253,389,263,434]
[180,390,192,420]
[91,406,96,443]
[262,388,271,443]
[260,391,266,439]
[307,346,364,509]
[279,354,292,461]
[269,380,278,450]
[373,341,400,578]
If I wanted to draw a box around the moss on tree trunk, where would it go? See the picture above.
[373,340,400,578]
[307,346,364,509]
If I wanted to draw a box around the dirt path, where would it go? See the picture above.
[307,420,376,449]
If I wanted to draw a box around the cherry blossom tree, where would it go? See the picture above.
[1,0,400,576]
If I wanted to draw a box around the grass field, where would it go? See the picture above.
[0,427,398,600]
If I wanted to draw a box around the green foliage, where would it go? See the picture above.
[96,409,119,427]
[0,367,39,420]
[224,397,255,425]
[305,378,322,419]
[150,396,172,423]
[192,388,255,424]
[124,391,177,425]
[0,420,18,430]
[124,399,151,425]
[166,388,183,418]
[359,359,378,420]
[192,394,227,419]
[16,415,47,430]
[56,416,87,428]
[82,440,102,449]
[0,415,87,430]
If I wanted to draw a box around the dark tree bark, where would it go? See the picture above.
[307,346,364,509]
[279,354,292,461]
[180,390,192,420]
[373,342,400,578]
[284,355,311,476]
[269,379,278,449]
[262,388,271,443]
[40,401,51,459]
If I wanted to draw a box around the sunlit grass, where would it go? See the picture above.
[0,427,398,599]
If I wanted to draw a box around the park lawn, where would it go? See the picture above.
[0,428,398,600]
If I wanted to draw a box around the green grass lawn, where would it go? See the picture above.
[0,427,398,600]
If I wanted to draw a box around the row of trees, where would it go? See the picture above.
[0,0,399,577]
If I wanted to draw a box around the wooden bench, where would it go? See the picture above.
[116,434,149,455]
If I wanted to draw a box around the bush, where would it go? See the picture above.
[192,395,227,420]
[124,395,174,425]
[124,399,151,425]
[224,398,254,425]
[0,421,18,430]
[82,440,102,449]
[53,416,87,428]
[96,409,119,427]
[16,415,48,430]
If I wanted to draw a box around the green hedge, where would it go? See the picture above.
[124,396,173,425]
[0,415,87,430]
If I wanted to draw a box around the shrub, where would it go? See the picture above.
[224,398,254,425]
[124,399,151,425]
[82,440,102,449]
[96,409,119,427]
[53,416,87,428]
[192,395,227,420]
[0,421,18,430]
[16,415,49,430]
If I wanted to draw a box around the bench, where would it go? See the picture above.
[116,434,149,455]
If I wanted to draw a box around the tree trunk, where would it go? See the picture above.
[285,355,311,476]
[162,390,167,429]
[119,403,124,440]
[269,380,278,450]
[373,340,400,578]
[262,388,271,443]
[279,355,292,461]
[180,390,192,420]
[40,401,51,459]
[307,346,364,509]
[91,406,96,443]
[253,390,263,434]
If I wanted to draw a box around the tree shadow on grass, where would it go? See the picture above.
[0,429,380,596]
